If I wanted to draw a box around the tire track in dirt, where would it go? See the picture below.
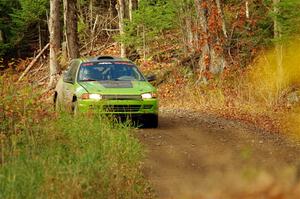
[138,108,300,199]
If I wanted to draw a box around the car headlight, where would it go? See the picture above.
[89,94,102,100]
[81,93,102,100]
[141,93,157,99]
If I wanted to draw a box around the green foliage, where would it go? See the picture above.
[276,0,300,39]
[120,0,176,53]
[78,15,89,42]
[218,1,271,66]
[0,43,12,57]
[0,0,19,56]
[0,0,48,57]
[10,0,48,44]
[0,78,150,198]
[223,0,299,66]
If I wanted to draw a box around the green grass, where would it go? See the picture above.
[0,114,149,199]
[0,78,150,199]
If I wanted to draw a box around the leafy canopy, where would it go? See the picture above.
[0,0,48,57]
[120,0,176,49]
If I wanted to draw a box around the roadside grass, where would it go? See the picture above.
[0,77,150,199]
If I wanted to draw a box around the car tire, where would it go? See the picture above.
[55,97,61,112]
[145,114,158,128]
[72,101,79,116]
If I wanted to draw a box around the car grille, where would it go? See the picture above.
[103,105,141,112]
[143,105,153,109]
[102,95,142,100]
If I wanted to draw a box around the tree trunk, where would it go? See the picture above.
[109,0,113,29]
[38,22,42,51]
[0,30,3,43]
[215,0,227,38]
[117,0,126,57]
[273,0,281,39]
[49,0,61,88]
[194,0,227,76]
[194,0,210,73]
[245,1,250,19]
[129,0,133,21]
[273,0,284,96]
[89,0,93,30]
[64,0,79,60]
[128,0,137,21]
[185,15,194,52]
[178,2,194,54]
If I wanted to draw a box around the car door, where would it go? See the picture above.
[62,60,80,109]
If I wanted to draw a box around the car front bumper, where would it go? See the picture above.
[77,98,158,115]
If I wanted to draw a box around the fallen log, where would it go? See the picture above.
[18,43,50,82]
[31,63,45,76]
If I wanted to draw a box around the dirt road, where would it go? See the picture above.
[138,108,300,199]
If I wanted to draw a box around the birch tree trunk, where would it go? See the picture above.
[129,0,133,21]
[64,0,79,60]
[117,0,126,57]
[49,0,61,88]
[245,1,250,19]
[128,0,138,21]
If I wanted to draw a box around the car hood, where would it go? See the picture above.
[78,81,155,95]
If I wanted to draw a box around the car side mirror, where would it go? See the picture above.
[63,71,74,84]
[146,75,156,82]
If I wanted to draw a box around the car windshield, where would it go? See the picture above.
[78,61,145,81]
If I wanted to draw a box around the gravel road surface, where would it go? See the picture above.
[138,108,300,199]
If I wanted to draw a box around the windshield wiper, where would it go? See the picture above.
[112,78,136,81]
[80,79,98,82]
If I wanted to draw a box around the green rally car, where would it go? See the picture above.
[54,56,158,127]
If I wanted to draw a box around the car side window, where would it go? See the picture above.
[64,65,72,81]
[64,60,79,83]
[70,60,79,81]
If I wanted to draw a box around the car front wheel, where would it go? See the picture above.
[143,114,158,128]
[72,101,79,116]
[55,97,61,112]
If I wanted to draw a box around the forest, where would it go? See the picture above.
[1,0,300,198]
[1,0,298,72]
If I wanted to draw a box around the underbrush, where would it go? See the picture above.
[159,39,300,136]
[0,77,150,199]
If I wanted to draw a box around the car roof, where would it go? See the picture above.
[80,56,131,63]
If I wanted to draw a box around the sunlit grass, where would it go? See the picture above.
[244,39,300,105]
[245,39,300,137]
